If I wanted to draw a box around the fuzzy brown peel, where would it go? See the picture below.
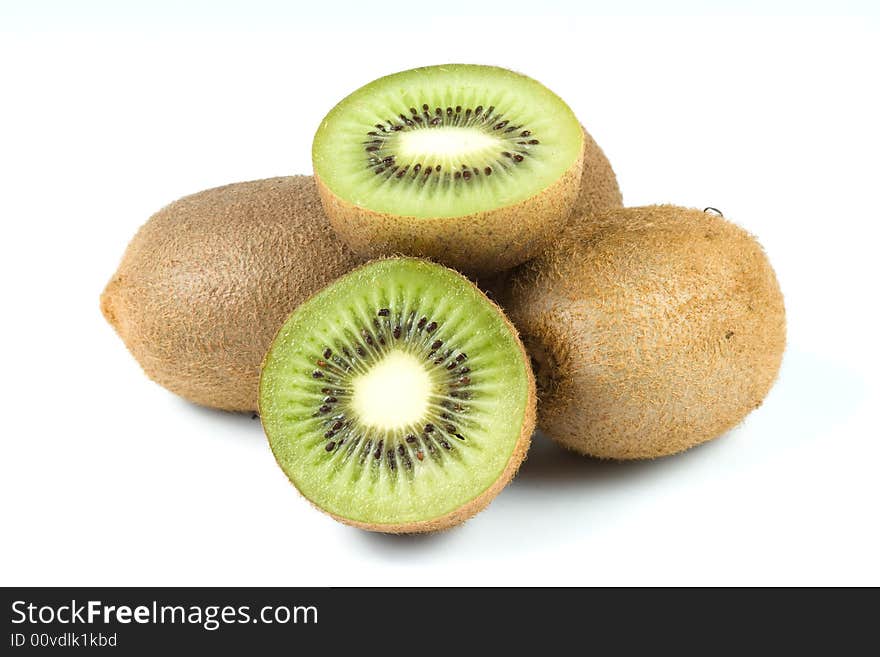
[502,205,786,459]
[101,176,363,411]
[316,141,585,276]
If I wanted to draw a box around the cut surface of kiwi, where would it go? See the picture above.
[260,258,535,532]
[313,64,585,274]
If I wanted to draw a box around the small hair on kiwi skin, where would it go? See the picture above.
[500,205,786,459]
[100,176,363,412]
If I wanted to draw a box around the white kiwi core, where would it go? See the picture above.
[351,350,433,430]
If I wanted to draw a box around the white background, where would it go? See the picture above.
[1,2,878,586]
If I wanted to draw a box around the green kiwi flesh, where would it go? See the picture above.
[313,64,583,218]
[259,258,535,532]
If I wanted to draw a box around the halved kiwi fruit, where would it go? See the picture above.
[313,64,585,275]
[501,205,786,459]
[100,176,362,411]
[259,258,535,532]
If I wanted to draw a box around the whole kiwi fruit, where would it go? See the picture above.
[101,176,362,412]
[501,205,786,459]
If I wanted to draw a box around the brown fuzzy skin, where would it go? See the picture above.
[316,139,585,276]
[469,127,621,299]
[574,126,623,218]
[101,176,363,411]
[501,205,786,459]
[259,258,536,533]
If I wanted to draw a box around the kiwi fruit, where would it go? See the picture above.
[100,176,362,412]
[501,205,786,459]
[312,64,585,275]
[259,257,535,532]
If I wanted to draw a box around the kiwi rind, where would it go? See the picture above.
[316,152,583,275]
[100,176,362,412]
[259,257,536,533]
[501,205,786,459]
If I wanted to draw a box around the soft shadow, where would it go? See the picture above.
[475,346,869,552]
[174,397,266,436]
[348,347,868,559]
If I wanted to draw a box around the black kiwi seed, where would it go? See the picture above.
[426,321,437,332]
[417,317,427,330]
[323,348,332,359]
[425,423,435,433]
[393,326,401,339]
[431,340,443,349]
[457,353,467,362]
[312,370,323,378]
[326,442,336,451]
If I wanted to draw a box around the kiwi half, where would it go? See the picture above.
[259,258,535,532]
[501,205,786,459]
[313,64,585,275]
[100,176,362,411]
